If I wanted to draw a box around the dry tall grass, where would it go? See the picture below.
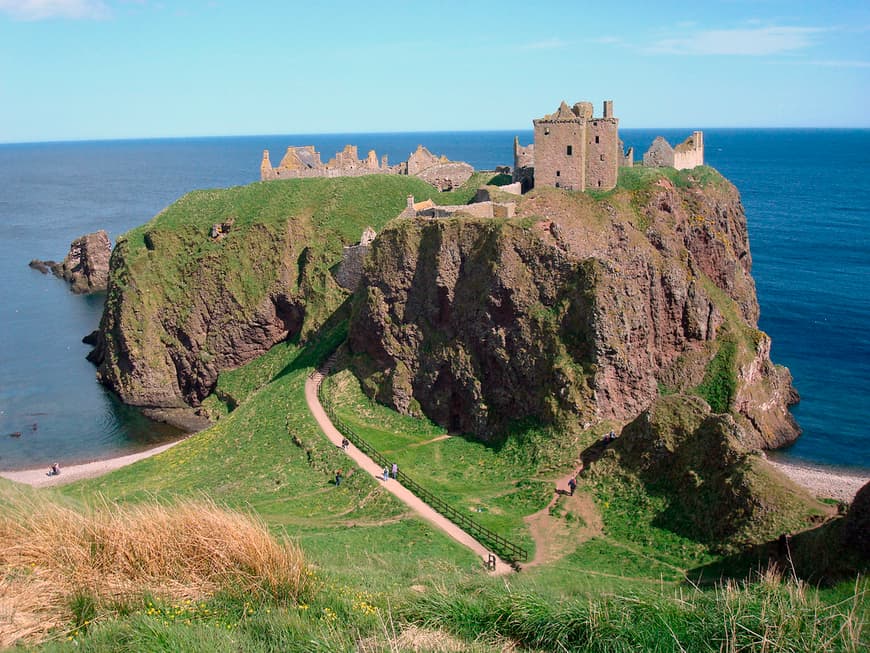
[0,489,310,647]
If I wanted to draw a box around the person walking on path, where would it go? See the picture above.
[391,462,398,479]
[568,477,577,496]
[382,467,389,481]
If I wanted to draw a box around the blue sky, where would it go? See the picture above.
[0,0,867,142]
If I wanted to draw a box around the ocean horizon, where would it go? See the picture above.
[0,128,867,472]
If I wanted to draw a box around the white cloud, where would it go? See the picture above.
[648,26,824,56]
[0,0,109,20]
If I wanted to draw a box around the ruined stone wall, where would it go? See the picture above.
[673,131,704,170]
[584,118,619,190]
[334,227,377,291]
[407,145,442,176]
[643,136,675,167]
[262,166,399,181]
[416,161,474,191]
[261,143,473,188]
[417,202,496,219]
[533,118,586,190]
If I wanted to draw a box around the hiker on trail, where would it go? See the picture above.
[341,437,349,450]
[391,462,398,479]
[382,467,389,481]
[335,469,343,486]
[568,477,577,496]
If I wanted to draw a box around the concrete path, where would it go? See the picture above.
[305,369,514,575]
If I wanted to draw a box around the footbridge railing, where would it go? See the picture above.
[316,373,528,564]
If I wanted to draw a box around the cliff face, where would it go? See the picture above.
[90,221,311,410]
[348,168,799,450]
[88,176,442,413]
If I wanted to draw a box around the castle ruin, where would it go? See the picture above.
[513,100,623,192]
[261,144,474,191]
[514,99,704,192]
[642,131,704,170]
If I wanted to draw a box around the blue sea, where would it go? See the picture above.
[0,130,867,471]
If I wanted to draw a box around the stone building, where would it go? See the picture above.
[513,100,621,192]
[261,143,473,190]
[642,131,704,170]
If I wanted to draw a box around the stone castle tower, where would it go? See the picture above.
[514,100,620,192]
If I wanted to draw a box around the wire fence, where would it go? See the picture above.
[316,372,528,563]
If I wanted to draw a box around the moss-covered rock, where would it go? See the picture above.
[590,395,827,550]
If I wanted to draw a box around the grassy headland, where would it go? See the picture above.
[2,170,866,651]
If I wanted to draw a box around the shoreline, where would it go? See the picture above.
[0,437,189,488]
[764,455,869,503]
[1,433,866,503]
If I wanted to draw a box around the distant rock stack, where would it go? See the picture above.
[49,230,112,293]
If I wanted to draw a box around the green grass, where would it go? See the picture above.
[403,572,868,653]
[693,336,737,413]
[322,369,562,552]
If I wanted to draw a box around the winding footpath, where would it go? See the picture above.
[304,369,514,575]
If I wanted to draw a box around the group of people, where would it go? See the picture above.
[602,430,618,444]
[46,462,60,476]
[382,463,398,481]
[334,435,398,486]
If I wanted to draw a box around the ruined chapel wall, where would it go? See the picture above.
[416,162,474,191]
[643,137,674,167]
[672,131,704,170]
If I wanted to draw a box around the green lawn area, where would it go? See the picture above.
[322,369,557,553]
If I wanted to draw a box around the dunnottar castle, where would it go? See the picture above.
[260,99,704,196]
[257,99,705,293]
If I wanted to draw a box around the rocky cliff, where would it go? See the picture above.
[348,167,799,450]
[87,176,450,416]
[29,230,112,293]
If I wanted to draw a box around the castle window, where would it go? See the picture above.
[595,135,600,144]
[566,145,573,156]
[556,170,560,177]
[598,180,602,187]
[555,182,560,188]
[600,154,605,161]
[544,128,550,135]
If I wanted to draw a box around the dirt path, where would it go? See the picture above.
[0,438,189,488]
[305,369,514,575]
[523,470,603,568]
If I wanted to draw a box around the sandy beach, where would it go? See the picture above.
[0,438,188,488]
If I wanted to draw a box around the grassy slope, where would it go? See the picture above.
[61,330,481,590]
